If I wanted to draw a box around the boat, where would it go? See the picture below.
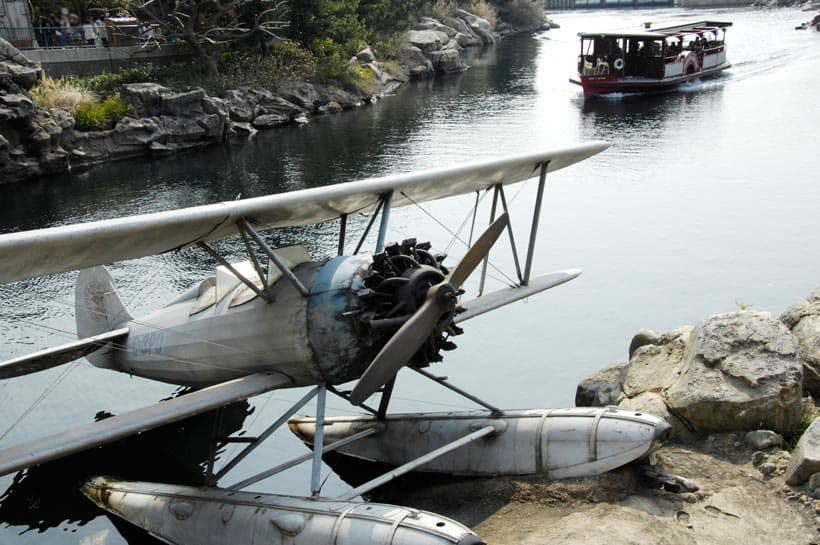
[569,21,732,95]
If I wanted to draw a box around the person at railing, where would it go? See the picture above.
[58,8,71,46]
[95,14,110,47]
[82,17,98,46]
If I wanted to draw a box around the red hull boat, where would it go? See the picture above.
[569,21,732,96]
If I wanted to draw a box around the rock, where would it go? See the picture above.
[575,362,626,407]
[276,81,321,112]
[112,117,162,146]
[808,471,820,492]
[0,93,35,121]
[429,49,467,73]
[407,30,445,53]
[355,47,377,64]
[252,113,290,129]
[622,328,689,398]
[443,17,482,46]
[780,287,820,397]
[745,430,784,450]
[317,101,342,115]
[665,312,803,433]
[160,88,206,117]
[228,121,256,136]
[785,418,820,485]
[455,9,495,44]
[315,85,365,109]
[0,38,40,91]
[398,44,434,78]
[122,83,171,117]
[628,328,661,359]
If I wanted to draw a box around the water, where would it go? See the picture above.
[1,7,819,543]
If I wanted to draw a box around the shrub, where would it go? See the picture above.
[74,94,132,131]
[496,0,545,29]
[84,65,158,97]
[30,75,96,111]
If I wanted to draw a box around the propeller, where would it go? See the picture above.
[349,213,509,405]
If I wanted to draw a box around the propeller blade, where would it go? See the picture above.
[446,213,509,289]
[350,285,451,405]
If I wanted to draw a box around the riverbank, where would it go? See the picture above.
[369,287,820,544]
[0,8,549,186]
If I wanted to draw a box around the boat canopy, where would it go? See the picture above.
[577,21,732,39]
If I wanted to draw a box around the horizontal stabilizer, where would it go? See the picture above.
[0,372,290,477]
[455,269,581,323]
[0,328,129,379]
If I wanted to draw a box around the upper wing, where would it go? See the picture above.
[0,142,608,284]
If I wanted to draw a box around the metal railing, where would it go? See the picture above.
[1,24,157,50]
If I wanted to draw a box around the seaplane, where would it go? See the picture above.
[0,141,671,545]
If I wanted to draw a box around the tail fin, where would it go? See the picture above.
[76,266,132,367]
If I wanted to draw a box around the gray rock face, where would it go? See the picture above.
[665,312,802,433]
[780,287,820,397]
[745,430,784,450]
[623,328,690,398]
[0,38,40,91]
[276,81,321,112]
[784,418,820,485]
[575,362,627,407]
[429,49,467,73]
[407,30,445,53]
[455,9,495,44]
[122,83,172,117]
[398,44,434,78]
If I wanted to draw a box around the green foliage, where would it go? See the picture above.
[342,63,379,94]
[150,41,319,93]
[84,65,158,97]
[74,93,131,131]
[783,401,819,451]
[495,0,544,28]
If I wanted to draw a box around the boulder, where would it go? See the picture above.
[744,429,784,450]
[252,113,290,129]
[784,418,820,485]
[443,17,482,46]
[455,9,495,44]
[617,391,691,439]
[122,83,172,117]
[665,312,803,433]
[780,287,820,397]
[429,49,467,74]
[355,47,377,64]
[315,85,365,109]
[575,362,626,407]
[160,88,206,117]
[407,30,444,53]
[276,81,321,112]
[112,117,162,146]
[622,328,690,398]
[0,38,40,91]
[398,45,434,78]
[628,328,661,359]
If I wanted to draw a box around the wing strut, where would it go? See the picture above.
[197,241,274,303]
[524,161,550,284]
[238,219,310,297]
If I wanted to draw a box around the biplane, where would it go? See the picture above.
[0,141,671,545]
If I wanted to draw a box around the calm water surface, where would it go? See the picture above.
[1,7,819,543]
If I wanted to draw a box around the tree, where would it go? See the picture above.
[129,0,289,76]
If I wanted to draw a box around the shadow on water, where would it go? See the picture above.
[0,395,253,542]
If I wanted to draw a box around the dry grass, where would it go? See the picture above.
[30,75,97,111]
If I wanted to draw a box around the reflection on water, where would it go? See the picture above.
[0,398,252,540]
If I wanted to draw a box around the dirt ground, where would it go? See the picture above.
[371,434,820,545]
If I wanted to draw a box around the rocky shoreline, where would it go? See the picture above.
[0,9,548,186]
[368,287,820,544]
